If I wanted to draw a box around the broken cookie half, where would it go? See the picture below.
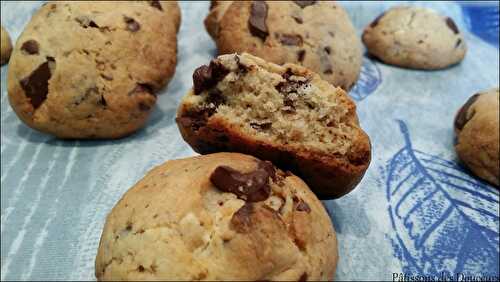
[176,53,371,199]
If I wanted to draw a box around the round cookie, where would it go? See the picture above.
[454,88,499,186]
[7,1,180,139]
[95,153,338,281]
[362,6,466,69]
[1,25,13,65]
[206,1,362,91]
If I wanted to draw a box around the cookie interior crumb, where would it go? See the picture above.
[186,53,360,157]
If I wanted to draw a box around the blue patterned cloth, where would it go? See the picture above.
[1,1,498,281]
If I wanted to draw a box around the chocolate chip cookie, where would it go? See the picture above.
[362,6,466,69]
[1,25,12,65]
[454,88,499,186]
[7,1,180,139]
[176,53,371,199]
[95,152,338,281]
[205,1,362,91]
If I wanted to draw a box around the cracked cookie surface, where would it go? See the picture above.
[205,1,362,91]
[7,1,180,139]
[95,152,338,281]
[454,88,499,186]
[362,6,466,69]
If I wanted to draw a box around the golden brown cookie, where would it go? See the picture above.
[95,152,338,281]
[454,88,499,186]
[7,1,180,139]
[205,1,362,91]
[362,6,466,69]
[1,25,13,65]
[176,53,371,199]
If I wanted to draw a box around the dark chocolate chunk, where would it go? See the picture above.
[177,107,214,131]
[323,68,333,74]
[294,1,316,8]
[250,121,272,131]
[138,265,145,272]
[297,50,306,62]
[455,94,480,130]
[275,68,309,98]
[149,0,163,11]
[98,95,107,107]
[206,88,226,107]
[248,1,269,41]
[210,161,276,202]
[192,60,229,94]
[235,55,249,73]
[370,12,386,28]
[298,272,308,281]
[293,196,311,213]
[280,34,303,46]
[230,203,254,233]
[124,16,140,32]
[446,17,459,34]
[19,57,55,109]
[21,40,39,55]
[75,16,99,28]
[292,15,303,24]
[324,46,331,55]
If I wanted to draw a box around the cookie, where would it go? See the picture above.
[7,1,180,139]
[176,53,371,199]
[95,152,338,281]
[362,6,466,69]
[205,1,362,91]
[1,25,13,65]
[454,88,499,186]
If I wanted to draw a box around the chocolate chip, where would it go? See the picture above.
[20,57,55,109]
[455,94,480,130]
[292,15,303,24]
[455,38,462,48]
[21,40,39,55]
[75,16,99,28]
[124,16,140,32]
[294,1,316,8]
[248,1,269,41]
[446,17,459,34]
[192,60,229,94]
[250,121,272,131]
[297,50,306,62]
[293,196,311,213]
[324,46,331,55]
[210,161,276,202]
[370,12,386,28]
[149,0,162,11]
[323,68,333,74]
[275,68,309,97]
[299,272,308,281]
[230,203,254,233]
[280,34,303,46]
[98,95,107,107]
[138,265,145,272]
[235,55,249,73]
[176,107,214,131]
[206,88,226,107]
